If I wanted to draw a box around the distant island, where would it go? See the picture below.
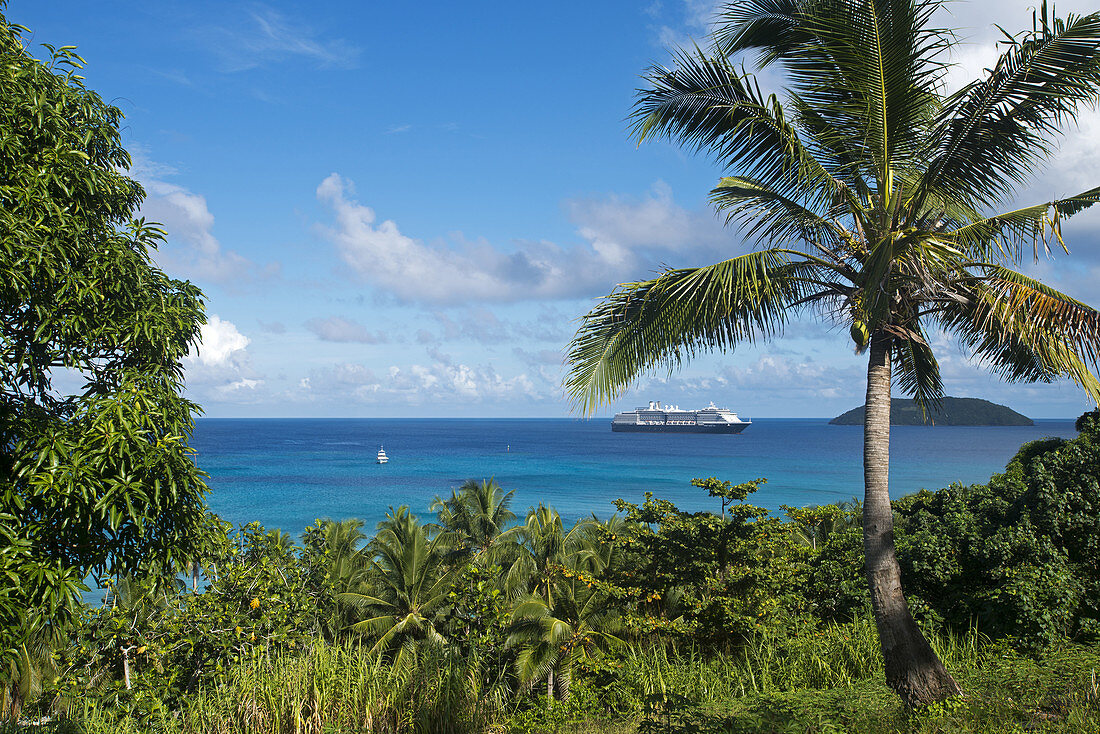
[829,397,1033,426]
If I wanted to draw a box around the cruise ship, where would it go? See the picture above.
[611,400,751,434]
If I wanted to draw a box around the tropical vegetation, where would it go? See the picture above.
[4,1,1100,732]
[565,0,1100,705]
[0,418,1098,732]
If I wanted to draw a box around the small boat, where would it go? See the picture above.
[376,446,388,464]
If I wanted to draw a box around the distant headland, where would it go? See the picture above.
[829,397,1033,426]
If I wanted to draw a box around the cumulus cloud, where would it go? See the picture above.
[305,316,387,344]
[316,174,591,303]
[129,148,276,284]
[299,363,380,400]
[188,315,250,367]
[566,181,735,265]
[316,174,736,305]
[184,316,266,401]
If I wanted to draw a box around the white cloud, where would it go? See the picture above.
[937,27,1100,235]
[316,174,737,304]
[129,148,275,284]
[566,180,734,264]
[935,1,1098,42]
[184,316,266,402]
[219,378,263,394]
[189,315,250,367]
[298,357,540,407]
[316,173,577,303]
[298,363,381,400]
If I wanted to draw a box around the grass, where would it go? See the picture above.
[5,622,1098,733]
[505,624,1100,734]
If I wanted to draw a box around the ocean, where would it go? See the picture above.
[190,417,1079,535]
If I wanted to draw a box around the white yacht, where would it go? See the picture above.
[376,446,388,464]
[611,400,751,434]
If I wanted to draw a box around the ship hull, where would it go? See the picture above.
[611,423,749,434]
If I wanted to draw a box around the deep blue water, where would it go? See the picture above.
[190,418,1079,534]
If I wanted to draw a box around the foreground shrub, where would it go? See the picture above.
[895,416,1100,646]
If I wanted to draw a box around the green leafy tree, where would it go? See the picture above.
[63,522,320,719]
[0,12,208,666]
[565,0,1100,704]
[605,485,808,648]
[894,412,1100,645]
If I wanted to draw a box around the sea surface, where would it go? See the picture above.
[191,418,1079,535]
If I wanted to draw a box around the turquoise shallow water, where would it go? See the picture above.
[190,417,1079,534]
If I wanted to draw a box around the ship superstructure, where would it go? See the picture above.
[611,400,751,434]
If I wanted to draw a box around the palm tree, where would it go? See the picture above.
[312,518,369,583]
[504,505,597,601]
[507,579,624,701]
[431,478,518,565]
[307,518,369,635]
[1,629,63,723]
[566,0,1100,705]
[337,508,453,660]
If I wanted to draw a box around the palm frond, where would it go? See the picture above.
[713,0,814,64]
[565,250,825,414]
[632,48,857,215]
[337,591,391,610]
[800,0,947,177]
[937,267,1100,402]
[917,8,1100,212]
[944,185,1100,262]
[717,0,948,187]
[710,175,851,248]
[889,323,944,414]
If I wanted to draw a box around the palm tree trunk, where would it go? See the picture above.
[863,334,961,706]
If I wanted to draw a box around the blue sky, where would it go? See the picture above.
[11,0,1100,418]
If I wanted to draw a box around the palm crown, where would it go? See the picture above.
[566,0,1100,414]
